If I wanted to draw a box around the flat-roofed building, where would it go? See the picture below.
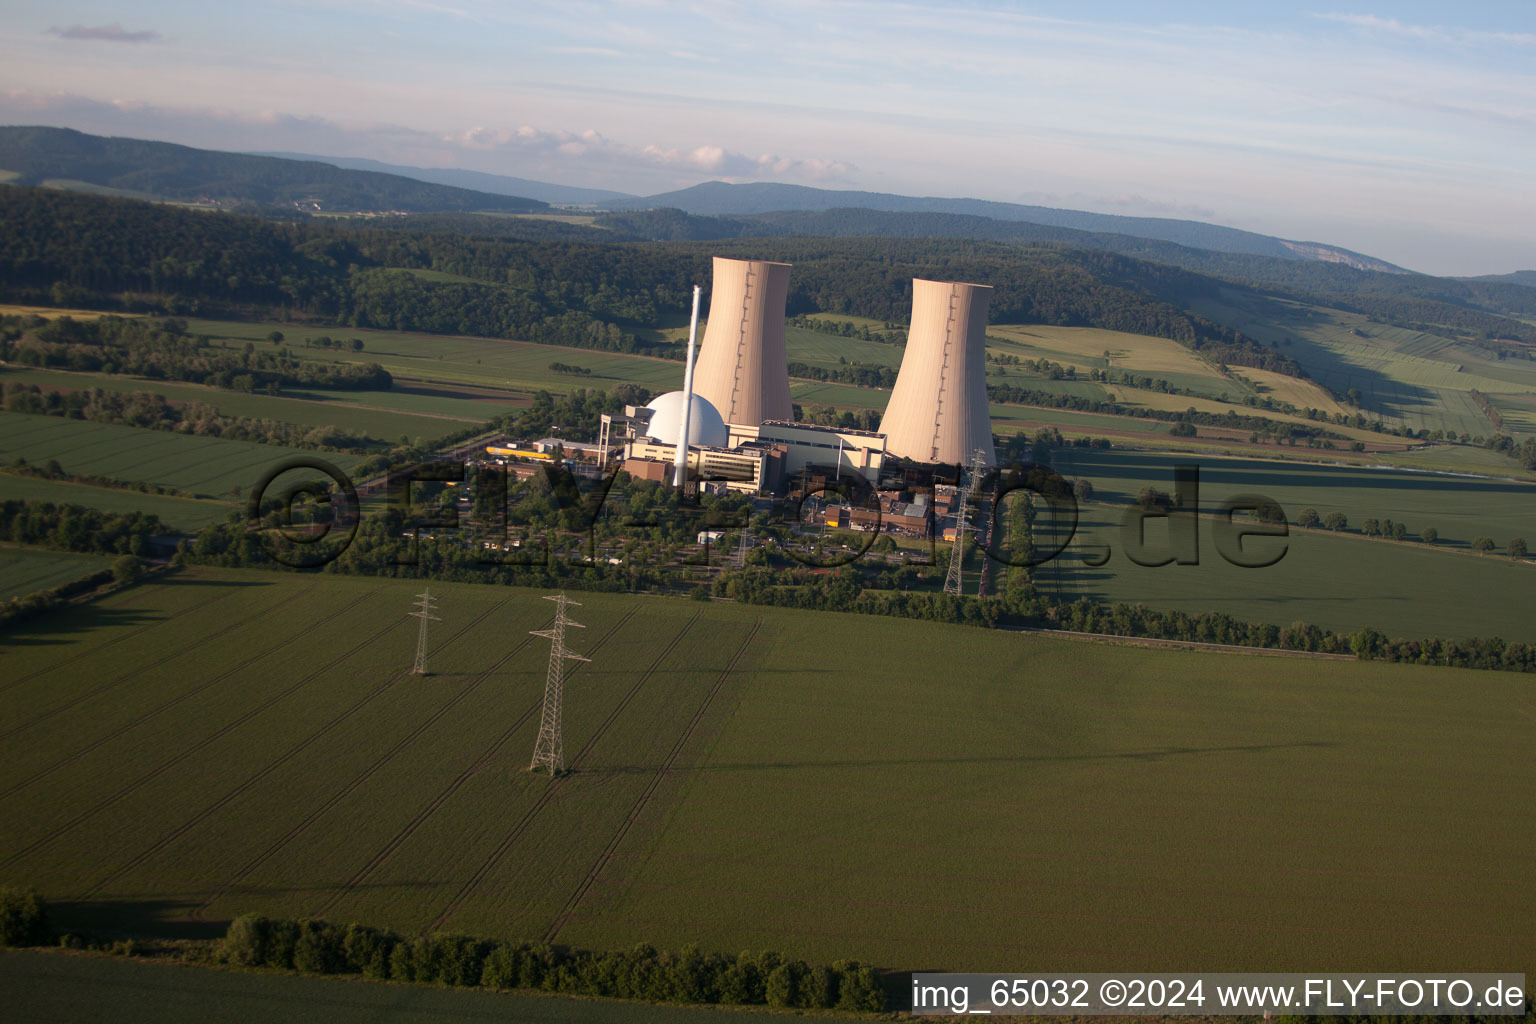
[727,419,886,484]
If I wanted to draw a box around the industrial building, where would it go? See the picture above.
[590,262,998,504]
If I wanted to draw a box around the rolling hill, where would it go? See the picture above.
[0,127,548,214]
[252,152,632,206]
[601,180,1407,271]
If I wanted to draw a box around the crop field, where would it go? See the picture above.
[0,367,481,444]
[0,474,230,531]
[1486,391,1536,433]
[987,324,1237,399]
[0,412,362,499]
[1,569,1531,972]
[1051,447,1536,556]
[186,318,688,397]
[1237,366,1351,417]
[1033,504,1535,642]
[1187,291,1536,439]
[0,546,113,600]
[0,303,144,320]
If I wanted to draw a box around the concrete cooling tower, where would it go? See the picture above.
[878,278,996,467]
[691,257,793,426]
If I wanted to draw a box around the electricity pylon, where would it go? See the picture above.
[529,594,588,775]
[943,449,990,597]
[409,589,440,675]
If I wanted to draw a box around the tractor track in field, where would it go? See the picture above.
[86,600,509,905]
[189,599,527,920]
[542,617,762,943]
[0,590,379,802]
[1,607,404,870]
[0,588,297,740]
[311,607,640,922]
[0,581,237,698]
[424,610,701,934]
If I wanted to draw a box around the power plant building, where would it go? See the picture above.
[879,279,996,467]
[691,257,794,427]
[601,262,996,499]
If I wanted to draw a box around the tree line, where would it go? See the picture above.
[217,913,883,1011]
[0,314,392,392]
[1,381,383,453]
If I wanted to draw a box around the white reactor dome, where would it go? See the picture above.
[644,391,728,448]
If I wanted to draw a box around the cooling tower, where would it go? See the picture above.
[692,257,793,426]
[879,279,996,467]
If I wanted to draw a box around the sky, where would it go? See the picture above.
[2,1,1534,276]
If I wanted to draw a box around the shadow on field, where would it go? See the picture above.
[50,897,227,940]
[0,607,164,647]
[579,740,1336,777]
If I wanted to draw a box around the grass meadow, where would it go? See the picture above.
[0,569,1530,972]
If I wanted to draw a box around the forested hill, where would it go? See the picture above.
[1,186,1301,373]
[0,127,547,214]
[601,180,1404,270]
[593,208,1536,335]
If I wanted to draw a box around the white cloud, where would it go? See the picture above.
[452,123,856,182]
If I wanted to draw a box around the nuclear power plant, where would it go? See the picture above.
[879,279,996,467]
[586,259,998,497]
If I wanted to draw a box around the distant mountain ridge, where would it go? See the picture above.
[0,126,548,213]
[603,181,1407,273]
[252,152,632,206]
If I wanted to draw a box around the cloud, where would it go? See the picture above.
[47,23,164,44]
[452,123,856,182]
[0,91,857,191]
[1314,12,1536,47]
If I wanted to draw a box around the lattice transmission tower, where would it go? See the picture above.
[529,594,589,775]
[942,449,991,597]
[409,589,440,675]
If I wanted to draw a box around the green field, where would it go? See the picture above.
[185,318,688,397]
[1,367,486,443]
[1028,447,1536,640]
[0,473,232,531]
[0,412,363,499]
[2,569,1531,972]
[0,546,113,600]
[1050,447,1536,553]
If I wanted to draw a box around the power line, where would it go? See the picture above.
[943,449,990,597]
[409,589,440,675]
[529,594,589,776]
